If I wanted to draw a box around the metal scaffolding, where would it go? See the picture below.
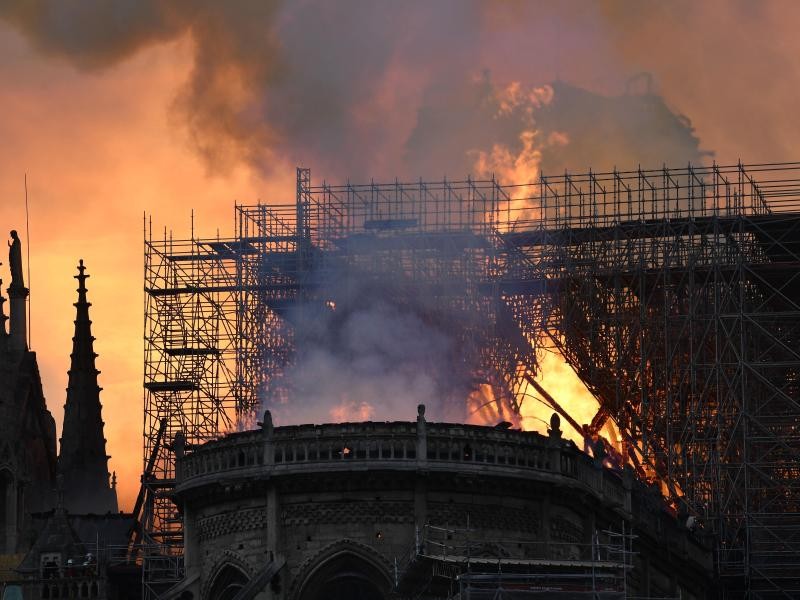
[397,523,634,599]
[143,163,800,598]
[142,219,252,598]
[505,164,800,599]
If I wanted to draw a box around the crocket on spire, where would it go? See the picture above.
[58,260,118,514]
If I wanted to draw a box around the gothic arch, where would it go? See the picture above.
[203,551,251,600]
[206,563,249,600]
[291,539,393,600]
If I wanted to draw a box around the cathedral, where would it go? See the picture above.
[0,231,132,599]
[0,227,715,600]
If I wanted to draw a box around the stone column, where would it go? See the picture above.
[173,432,186,482]
[182,503,195,576]
[0,281,8,339]
[262,411,279,563]
[7,284,27,355]
[623,465,633,514]
[172,432,193,574]
[262,411,275,467]
[414,405,428,546]
[541,492,551,560]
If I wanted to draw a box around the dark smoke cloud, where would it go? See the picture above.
[1,0,286,173]
[0,0,485,178]
[0,1,182,68]
[0,0,721,429]
[4,0,798,180]
[0,0,713,182]
[405,76,706,179]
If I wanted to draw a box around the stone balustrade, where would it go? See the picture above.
[175,406,632,514]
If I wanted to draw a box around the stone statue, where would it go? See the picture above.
[261,410,274,438]
[548,412,562,439]
[8,230,23,288]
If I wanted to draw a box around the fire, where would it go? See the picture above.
[471,80,567,224]
[463,351,621,459]
[473,129,542,209]
[469,80,609,448]
[494,81,554,118]
[466,383,521,428]
[330,399,375,422]
[518,350,619,448]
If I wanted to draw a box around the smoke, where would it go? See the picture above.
[266,270,475,425]
[0,0,714,182]
[0,0,482,178]
[406,75,706,183]
[5,0,784,431]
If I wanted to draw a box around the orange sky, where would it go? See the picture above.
[0,30,286,510]
[2,1,800,511]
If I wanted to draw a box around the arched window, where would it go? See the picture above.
[207,564,249,600]
[298,552,390,600]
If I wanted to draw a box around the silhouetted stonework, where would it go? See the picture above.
[58,260,118,515]
[0,253,57,554]
[0,246,130,599]
[173,411,713,600]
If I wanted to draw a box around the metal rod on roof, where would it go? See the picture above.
[24,173,31,348]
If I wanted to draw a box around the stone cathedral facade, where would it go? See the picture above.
[0,232,127,599]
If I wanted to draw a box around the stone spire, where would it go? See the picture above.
[58,260,118,514]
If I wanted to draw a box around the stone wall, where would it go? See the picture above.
[174,413,712,600]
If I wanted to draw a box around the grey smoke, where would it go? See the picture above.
[0,0,484,178]
[1,1,718,427]
[0,1,709,181]
[265,272,475,425]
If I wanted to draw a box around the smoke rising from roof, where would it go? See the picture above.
[0,0,715,430]
[0,0,712,182]
[268,277,471,425]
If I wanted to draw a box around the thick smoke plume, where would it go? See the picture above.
[0,0,713,182]
[0,0,483,177]
[267,272,474,425]
[2,1,736,429]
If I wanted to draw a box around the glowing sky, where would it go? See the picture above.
[2,1,800,510]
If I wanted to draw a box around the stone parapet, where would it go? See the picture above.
[173,411,712,600]
[176,415,630,515]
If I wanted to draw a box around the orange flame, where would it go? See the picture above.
[330,398,375,422]
[466,383,522,428]
[471,81,568,226]
[470,82,606,446]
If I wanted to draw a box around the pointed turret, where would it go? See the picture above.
[58,260,118,514]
